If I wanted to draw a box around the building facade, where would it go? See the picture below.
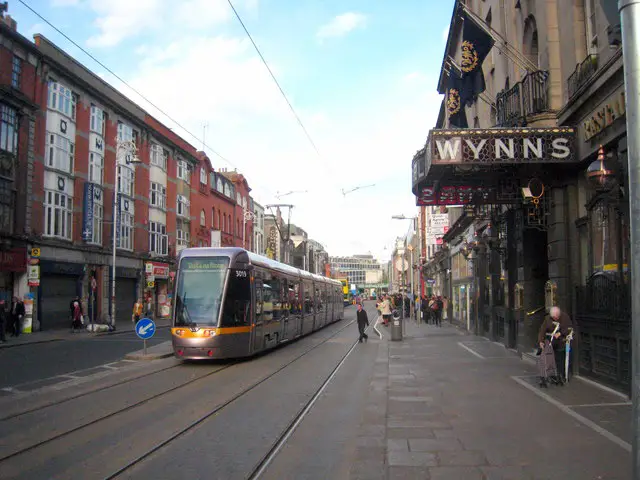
[253,200,265,255]
[414,0,629,392]
[329,255,383,291]
[0,15,263,331]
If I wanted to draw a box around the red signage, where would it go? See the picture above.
[0,247,27,272]
[146,261,170,279]
[417,185,494,206]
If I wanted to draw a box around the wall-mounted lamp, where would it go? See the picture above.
[586,145,618,192]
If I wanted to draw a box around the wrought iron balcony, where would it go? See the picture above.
[495,70,550,127]
[568,54,598,100]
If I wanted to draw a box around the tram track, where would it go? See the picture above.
[0,362,183,422]
[103,317,358,480]
[0,315,357,478]
[0,362,235,464]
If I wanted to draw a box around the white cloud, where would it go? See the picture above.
[85,0,252,48]
[51,0,81,6]
[316,12,367,42]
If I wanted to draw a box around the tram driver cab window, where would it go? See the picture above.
[220,268,251,327]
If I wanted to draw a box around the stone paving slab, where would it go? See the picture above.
[349,320,633,479]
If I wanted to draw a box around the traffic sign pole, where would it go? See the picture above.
[135,317,156,356]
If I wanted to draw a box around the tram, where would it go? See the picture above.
[171,247,345,360]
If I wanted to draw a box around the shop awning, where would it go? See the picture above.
[412,127,578,206]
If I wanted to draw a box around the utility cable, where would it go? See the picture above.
[17,0,234,169]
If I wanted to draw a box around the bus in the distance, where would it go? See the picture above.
[339,278,351,306]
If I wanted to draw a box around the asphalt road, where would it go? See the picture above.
[0,328,172,390]
[0,304,371,480]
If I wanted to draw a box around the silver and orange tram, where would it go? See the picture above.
[171,247,345,360]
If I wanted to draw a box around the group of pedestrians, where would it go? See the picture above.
[0,296,25,343]
[419,295,444,326]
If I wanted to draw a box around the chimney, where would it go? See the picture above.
[4,15,16,31]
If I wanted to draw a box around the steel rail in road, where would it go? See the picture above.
[103,312,365,480]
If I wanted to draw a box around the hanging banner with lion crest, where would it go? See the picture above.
[445,65,468,128]
[460,11,494,106]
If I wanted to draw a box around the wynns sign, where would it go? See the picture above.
[425,127,576,169]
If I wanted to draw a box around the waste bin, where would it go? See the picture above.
[391,309,402,341]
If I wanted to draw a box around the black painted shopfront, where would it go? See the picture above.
[413,127,579,359]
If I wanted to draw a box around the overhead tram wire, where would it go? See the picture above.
[225,0,343,192]
[17,0,233,169]
[18,0,335,207]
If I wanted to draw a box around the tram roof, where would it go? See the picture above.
[178,247,341,286]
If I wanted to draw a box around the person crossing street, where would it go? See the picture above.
[356,303,369,343]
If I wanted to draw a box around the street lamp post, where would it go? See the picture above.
[392,214,418,319]
[242,207,255,251]
[111,139,140,331]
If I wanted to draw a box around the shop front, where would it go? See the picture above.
[144,261,172,319]
[412,127,579,352]
[559,69,631,391]
[39,259,83,330]
[0,246,26,302]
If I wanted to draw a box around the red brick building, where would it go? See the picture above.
[0,15,259,331]
[220,169,254,250]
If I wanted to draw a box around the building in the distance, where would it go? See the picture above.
[329,254,383,292]
[252,200,265,255]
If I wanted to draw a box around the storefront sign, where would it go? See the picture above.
[0,247,26,272]
[418,185,494,206]
[145,261,169,279]
[425,127,576,168]
[582,89,626,141]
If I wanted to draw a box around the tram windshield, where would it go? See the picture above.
[175,256,229,326]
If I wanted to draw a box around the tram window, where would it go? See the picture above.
[264,274,285,320]
[289,281,301,314]
[303,281,313,314]
[220,268,251,327]
[256,284,263,323]
[316,286,324,311]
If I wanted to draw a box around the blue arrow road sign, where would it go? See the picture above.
[135,318,156,340]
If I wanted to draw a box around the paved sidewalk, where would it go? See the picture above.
[350,319,631,480]
[0,317,172,349]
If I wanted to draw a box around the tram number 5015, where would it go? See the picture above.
[235,270,247,278]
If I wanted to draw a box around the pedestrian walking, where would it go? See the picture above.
[10,296,24,337]
[378,295,392,326]
[145,295,154,320]
[0,299,8,343]
[537,306,575,386]
[132,298,143,323]
[70,296,83,332]
[356,303,369,343]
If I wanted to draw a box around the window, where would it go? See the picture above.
[217,178,223,192]
[177,159,190,182]
[118,211,134,250]
[177,194,190,218]
[0,104,18,156]
[220,266,251,327]
[11,56,21,89]
[224,184,231,198]
[200,209,206,226]
[44,189,72,240]
[150,144,167,169]
[47,81,76,119]
[118,165,134,197]
[177,222,190,249]
[0,179,14,232]
[150,182,166,209]
[149,221,168,256]
[88,190,103,245]
[46,132,74,174]
[117,121,134,143]
[242,196,247,209]
[90,105,104,135]
[236,192,242,205]
[585,0,598,51]
[200,167,207,184]
[89,152,103,184]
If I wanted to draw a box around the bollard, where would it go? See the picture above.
[391,310,403,341]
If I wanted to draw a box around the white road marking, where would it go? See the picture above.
[511,375,631,452]
[567,402,632,408]
[457,342,486,359]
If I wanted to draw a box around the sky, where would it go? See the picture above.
[13,0,454,264]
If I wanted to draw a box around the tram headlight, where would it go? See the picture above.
[203,329,217,337]
[174,329,185,336]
